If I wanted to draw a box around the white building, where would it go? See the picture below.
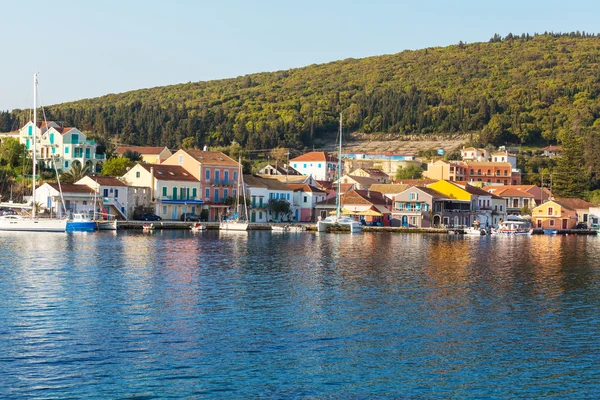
[19,121,105,173]
[35,183,97,217]
[461,147,489,162]
[75,176,130,220]
[243,175,296,222]
[289,151,339,181]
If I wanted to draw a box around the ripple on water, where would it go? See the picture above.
[1,231,599,398]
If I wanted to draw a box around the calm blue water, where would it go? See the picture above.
[1,230,599,398]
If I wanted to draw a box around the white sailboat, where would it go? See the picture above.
[0,74,67,232]
[219,157,249,231]
[317,113,362,233]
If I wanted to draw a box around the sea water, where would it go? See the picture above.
[1,231,599,398]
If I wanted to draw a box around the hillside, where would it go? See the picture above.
[2,32,599,155]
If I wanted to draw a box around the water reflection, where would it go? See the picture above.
[1,231,599,397]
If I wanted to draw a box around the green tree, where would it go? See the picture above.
[268,198,291,221]
[395,164,423,180]
[101,157,134,177]
[59,162,90,184]
[182,136,197,149]
[552,122,589,197]
[0,138,26,168]
[122,150,142,162]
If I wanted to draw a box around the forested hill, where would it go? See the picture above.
[2,32,600,151]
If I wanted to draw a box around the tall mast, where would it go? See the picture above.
[32,73,37,219]
[336,113,342,219]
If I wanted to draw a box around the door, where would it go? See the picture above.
[562,219,568,229]
[251,212,256,222]
[171,206,178,220]
[401,215,408,227]
[537,220,542,228]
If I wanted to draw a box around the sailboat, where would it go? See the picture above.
[219,156,249,231]
[317,113,362,233]
[0,74,67,232]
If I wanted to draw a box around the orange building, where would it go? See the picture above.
[531,200,578,229]
[463,161,520,185]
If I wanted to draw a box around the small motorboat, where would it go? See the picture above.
[271,225,290,232]
[190,222,206,232]
[142,223,154,231]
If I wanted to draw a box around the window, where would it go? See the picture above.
[172,187,178,200]
[192,188,197,199]
[470,169,474,175]
[303,196,307,203]
[523,199,529,208]
[49,133,54,144]
[65,161,69,168]
[65,146,69,154]
[233,189,237,198]
[549,219,555,227]
[205,188,210,199]
[318,163,322,168]
[303,164,307,168]
[72,134,79,144]
[500,205,503,211]
[259,198,263,207]
[162,206,168,215]
[548,207,554,216]
[162,186,167,197]
[28,126,32,136]
[136,171,140,178]
[214,189,219,202]
[115,189,119,198]
[224,189,229,199]
[215,170,220,184]
[487,169,491,175]
[224,170,229,184]
[205,169,211,181]
[513,199,519,208]
[293,164,297,168]
[178,155,183,165]
[103,189,109,197]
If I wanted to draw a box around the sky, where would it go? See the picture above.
[1,0,599,111]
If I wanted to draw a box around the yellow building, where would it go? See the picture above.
[532,200,578,229]
[423,160,466,181]
[115,146,172,164]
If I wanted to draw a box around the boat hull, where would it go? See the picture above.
[317,217,363,233]
[67,221,96,232]
[0,217,67,232]
[96,220,118,231]
[220,221,249,231]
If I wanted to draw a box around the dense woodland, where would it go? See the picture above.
[1,32,600,197]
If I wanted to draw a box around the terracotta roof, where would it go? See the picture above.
[140,164,199,182]
[393,178,436,186]
[554,197,593,210]
[243,175,291,190]
[290,151,338,163]
[541,145,563,151]
[260,175,310,184]
[47,183,96,194]
[342,175,379,186]
[414,186,447,199]
[87,176,127,187]
[286,183,326,193]
[116,146,169,156]
[369,184,409,194]
[488,187,535,198]
[546,199,575,211]
[183,150,239,167]
[350,189,390,205]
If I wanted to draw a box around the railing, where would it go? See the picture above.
[103,197,127,218]
[158,195,198,201]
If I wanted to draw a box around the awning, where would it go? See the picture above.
[356,208,383,217]
[329,207,357,215]
[373,205,392,215]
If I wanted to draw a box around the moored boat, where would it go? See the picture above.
[67,213,96,232]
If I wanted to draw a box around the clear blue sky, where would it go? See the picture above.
[1,0,598,111]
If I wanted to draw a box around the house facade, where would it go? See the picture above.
[75,176,129,220]
[286,184,327,222]
[243,175,296,223]
[34,183,97,217]
[19,121,105,173]
[463,161,519,185]
[289,152,339,181]
[554,197,593,226]
[461,147,489,162]
[392,186,445,227]
[531,200,578,229]
[426,180,476,227]
[349,168,390,183]
[163,149,240,220]
[122,163,203,220]
[423,160,466,181]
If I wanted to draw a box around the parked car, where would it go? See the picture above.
[181,212,200,222]
[575,222,588,229]
[136,213,162,221]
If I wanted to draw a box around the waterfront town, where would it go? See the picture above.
[0,120,598,232]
